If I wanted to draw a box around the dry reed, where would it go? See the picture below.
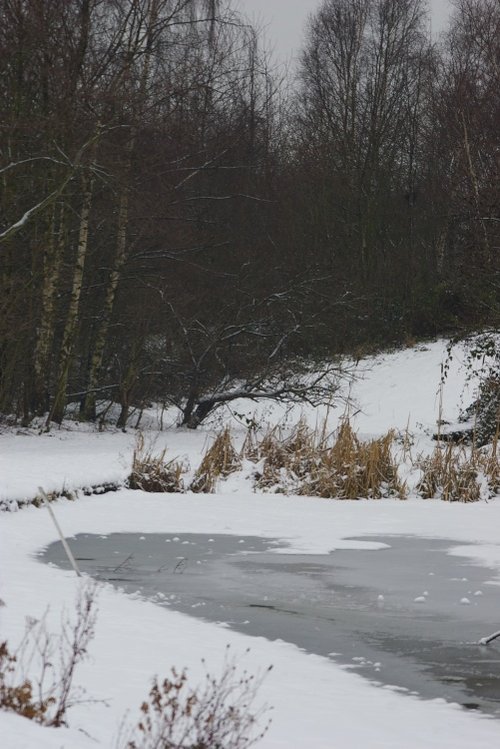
[190,428,241,493]
[128,434,185,493]
[417,443,480,502]
[301,420,406,499]
[417,434,500,502]
[128,415,500,503]
[244,418,406,499]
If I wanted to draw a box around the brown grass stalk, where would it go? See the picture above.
[129,434,185,493]
[417,436,500,502]
[244,418,406,499]
[190,428,241,493]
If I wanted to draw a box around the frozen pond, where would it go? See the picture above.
[40,533,500,716]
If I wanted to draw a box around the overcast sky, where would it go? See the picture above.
[238,0,453,65]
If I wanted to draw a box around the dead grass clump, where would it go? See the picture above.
[417,444,480,502]
[418,438,500,502]
[129,434,185,493]
[480,431,500,493]
[302,421,406,500]
[124,650,271,749]
[244,421,317,491]
[244,418,406,499]
[190,428,241,493]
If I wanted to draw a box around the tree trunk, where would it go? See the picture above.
[32,203,65,414]
[82,0,157,421]
[48,172,94,425]
[461,113,491,265]
[81,186,129,420]
[182,399,214,428]
[116,360,137,430]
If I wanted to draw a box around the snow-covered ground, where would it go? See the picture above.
[2,340,500,748]
[0,340,479,506]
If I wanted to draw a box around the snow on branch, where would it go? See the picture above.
[0,156,70,175]
[181,364,349,427]
[196,369,341,407]
[0,189,64,242]
[0,129,104,245]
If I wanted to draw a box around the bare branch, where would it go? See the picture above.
[0,156,70,175]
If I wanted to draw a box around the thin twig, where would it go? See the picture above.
[112,553,134,573]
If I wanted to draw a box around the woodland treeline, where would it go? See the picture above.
[0,0,498,427]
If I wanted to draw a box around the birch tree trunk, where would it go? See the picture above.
[48,171,94,425]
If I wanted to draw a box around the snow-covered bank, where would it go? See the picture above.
[0,430,134,506]
[0,340,480,509]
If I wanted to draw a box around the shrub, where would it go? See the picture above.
[480,431,500,493]
[0,641,55,722]
[461,376,500,447]
[0,583,98,727]
[32,487,76,508]
[123,649,271,749]
[245,420,316,491]
[129,434,186,493]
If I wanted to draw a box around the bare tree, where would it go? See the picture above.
[298,0,429,274]
[436,0,500,299]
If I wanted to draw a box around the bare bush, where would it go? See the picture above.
[0,641,55,722]
[123,649,271,749]
[129,434,186,493]
[0,582,98,726]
